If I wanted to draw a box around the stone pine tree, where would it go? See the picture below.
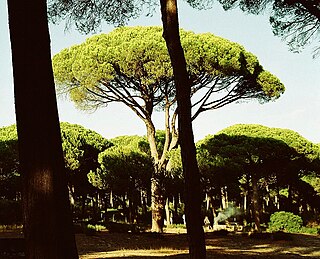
[220,124,320,219]
[53,26,284,242]
[6,0,78,258]
[48,1,284,256]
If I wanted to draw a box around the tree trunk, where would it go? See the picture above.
[252,174,261,233]
[160,0,206,257]
[145,121,166,232]
[151,174,165,232]
[172,194,179,224]
[165,197,171,226]
[7,0,78,257]
[221,186,228,209]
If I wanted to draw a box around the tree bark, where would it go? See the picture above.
[160,0,206,257]
[252,174,261,233]
[145,121,166,232]
[7,0,78,258]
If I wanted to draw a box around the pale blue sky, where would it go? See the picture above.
[1,1,320,142]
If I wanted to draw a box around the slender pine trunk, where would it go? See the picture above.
[160,0,206,257]
[7,0,78,257]
[252,174,261,233]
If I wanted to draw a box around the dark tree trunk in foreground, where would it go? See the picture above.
[7,0,78,258]
[160,0,206,257]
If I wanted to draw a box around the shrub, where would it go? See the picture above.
[166,224,186,229]
[83,224,106,235]
[268,211,303,233]
[299,227,320,235]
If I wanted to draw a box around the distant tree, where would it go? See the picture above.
[53,26,284,233]
[0,125,19,200]
[7,0,78,257]
[196,139,243,211]
[220,124,320,161]
[59,122,111,221]
[60,123,111,198]
[198,133,298,232]
[217,0,320,56]
[88,135,153,223]
[0,123,110,220]
[214,124,320,228]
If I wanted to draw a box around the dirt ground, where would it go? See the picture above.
[1,229,320,258]
[76,230,320,258]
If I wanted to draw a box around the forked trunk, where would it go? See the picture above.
[160,0,206,257]
[7,0,78,257]
[146,121,166,232]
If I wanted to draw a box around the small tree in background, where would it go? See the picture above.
[88,135,153,223]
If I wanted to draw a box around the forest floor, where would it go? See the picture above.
[76,229,320,258]
[1,228,320,258]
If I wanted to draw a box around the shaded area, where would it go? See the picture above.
[76,231,320,258]
[1,230,320,258]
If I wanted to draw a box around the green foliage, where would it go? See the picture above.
[301,174,320,195]
[166,224,186,229]
[198,124,320,223]
[299,226,320,235]
[197,131,295,195]
[88,135,153,193]
[60,122,111,171]
[0,123,110,199]
[48,0,145,33]
[87,224,106,232]
[268,211,303,233]
[0,125,20,199]
[83,224,98,236]
[52,26,284,113]
[219,124,320,161]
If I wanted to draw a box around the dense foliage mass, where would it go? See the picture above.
[53,26,284,116]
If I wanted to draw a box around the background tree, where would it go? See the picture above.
[0,123,110,222]
[53,26,284,233]
[60,122,112,221]
[217,0,320,56]
[88,135,153,223]
[199,124,320,230]
[7,0,78,257]
[0,125,21,227]
[199,133,299,232]
[0,125,20,200]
